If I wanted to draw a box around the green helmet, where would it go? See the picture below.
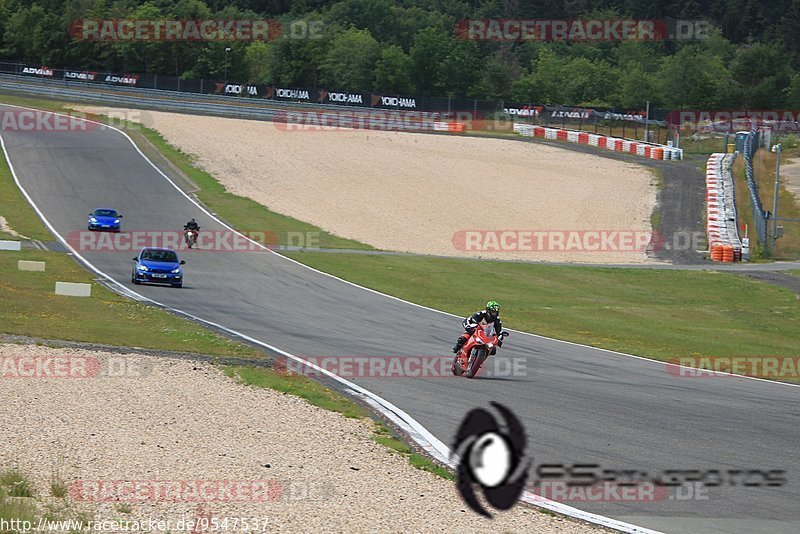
[486,300,500,317]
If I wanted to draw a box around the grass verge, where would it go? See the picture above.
[223,365,368,419]
[0,468,87,529]
[679,134,728,155]
[733,147,800,260]
[753,148,800,259]
[283,252,800,365]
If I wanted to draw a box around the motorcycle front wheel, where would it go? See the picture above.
[465,347,487,379]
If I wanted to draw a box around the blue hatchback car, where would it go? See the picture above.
[88,208,122,232]
[131,247,185,288]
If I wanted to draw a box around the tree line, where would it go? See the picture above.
[3,0,800,109]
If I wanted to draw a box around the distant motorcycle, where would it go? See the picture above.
[184,228,199,249]
[452,323,509,379]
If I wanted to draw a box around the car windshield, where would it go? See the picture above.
[141,249,178,263]
[92,209,117,217]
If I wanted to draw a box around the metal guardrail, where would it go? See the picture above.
[0,76,298,121]
[743,130,768,248]
[0,75,458,130]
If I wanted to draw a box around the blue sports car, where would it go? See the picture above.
[131,247,185,288]
[88,208,122,232]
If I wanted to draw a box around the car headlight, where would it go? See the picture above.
[89,217,97,222]
[137,265,148,271]
[171,267,180,273]
[114,219,120,223]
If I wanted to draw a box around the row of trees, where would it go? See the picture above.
[2,0,800,109]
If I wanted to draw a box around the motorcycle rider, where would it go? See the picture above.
[453,301,504,354]
[183,218,200,247]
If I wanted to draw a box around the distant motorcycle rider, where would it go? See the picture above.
[452,301,503,354]
[183,218,200,247]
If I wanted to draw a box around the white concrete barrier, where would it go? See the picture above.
[55,281,92,297]
[0,240,22,251]
[18,260,45,272]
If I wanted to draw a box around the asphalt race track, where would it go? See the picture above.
[2,104,799,533]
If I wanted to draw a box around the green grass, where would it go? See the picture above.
[372,433,412,454]
[0,137,52,242]
[0,470,34,498]
[408,453,455,481]
[753,148,800,259]
[223,365,368,419]
[733,148,800,259]
[0,468,95,531]
[0,249,262,357]
[283,252,800,363]
[0,486,37,528]
[49,475,67,500]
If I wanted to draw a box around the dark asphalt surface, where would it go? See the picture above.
[2,104,799,533]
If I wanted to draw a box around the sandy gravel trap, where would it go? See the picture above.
[0,344,603,533]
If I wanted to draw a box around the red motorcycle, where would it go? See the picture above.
[184,229,199,249]
[452,323,509,379]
